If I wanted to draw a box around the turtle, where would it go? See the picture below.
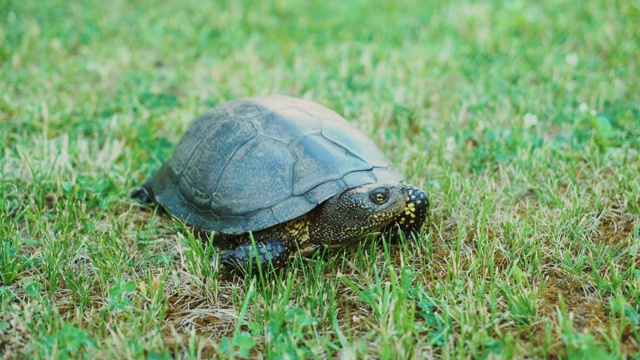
[132,95,429,272]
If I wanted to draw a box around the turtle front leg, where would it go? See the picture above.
[383,185,429,240]
[131,178,156,204]
[220,237,293,274]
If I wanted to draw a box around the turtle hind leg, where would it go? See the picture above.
[131,179,156,204]
[383,185,429,241]
[220,237,293,275]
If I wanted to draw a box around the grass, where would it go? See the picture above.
[1,0,639,358]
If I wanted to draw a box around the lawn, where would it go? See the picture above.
[1,0,639,358]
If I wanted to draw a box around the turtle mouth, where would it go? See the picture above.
[373,199,405,226]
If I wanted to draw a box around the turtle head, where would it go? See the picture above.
[311,183,406,244]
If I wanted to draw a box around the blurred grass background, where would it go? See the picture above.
[1,0,639,358]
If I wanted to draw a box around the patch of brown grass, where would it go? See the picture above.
[0,304,32,360]
[539,268,606,333]
[164,293,236,336]
[597,212,636,246]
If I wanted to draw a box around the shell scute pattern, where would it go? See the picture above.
[212,137,296,215]
[179,118,258,207]
[168,114,218,176]
[291,134,372,196]
[253,109,321,143]
[320,120,390,168]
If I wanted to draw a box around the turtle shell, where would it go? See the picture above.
[152,95,403,234]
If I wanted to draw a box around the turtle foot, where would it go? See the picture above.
[131,179,156,204]
[220,238,291,275]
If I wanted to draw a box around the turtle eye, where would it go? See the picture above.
[370,192,388,205]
